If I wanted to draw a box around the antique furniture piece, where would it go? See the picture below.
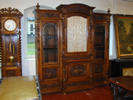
[109,76,133,100]
[35,3,110,94]
[0,76,41,100]
[0,8,23,77]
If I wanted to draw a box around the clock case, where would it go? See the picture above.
[0,7,23,77]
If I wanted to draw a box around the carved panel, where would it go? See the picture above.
[70,64,86,77]
[56,4,95,15]
[0,7,22,17]
[93,77,105,82]
[2,67,21,77]
[64,62,90,89]
[5,70,16,77]
[94,15,107,20]
[94,64,103,73]
[94,14,109,21]
[67,81,90,87]
[41,83,59,88]
[40,12,60,18]
[43,68,57,79]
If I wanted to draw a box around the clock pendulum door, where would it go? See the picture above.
[8,36,15,65]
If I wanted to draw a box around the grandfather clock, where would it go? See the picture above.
[0,8,23,77]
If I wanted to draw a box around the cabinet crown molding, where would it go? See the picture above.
[56,3,95,15]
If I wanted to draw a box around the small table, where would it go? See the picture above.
[109,76,133,100]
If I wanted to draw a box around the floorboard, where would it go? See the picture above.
[42,86,113,100]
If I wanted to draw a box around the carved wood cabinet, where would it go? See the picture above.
[35,4,110,94]
[0,8,22,77]
[92,13,110,86]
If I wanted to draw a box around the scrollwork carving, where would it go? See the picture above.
[40,13,59,18]
[43,68,57,79]
[0,7,23,16]
[70,65,86,77]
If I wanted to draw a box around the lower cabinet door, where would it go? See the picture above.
[63,61,92,92]
[92,63,106,86]
[40,66,62,94]
[2,66,21,77]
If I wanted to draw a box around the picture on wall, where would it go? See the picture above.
[114,15,133,58]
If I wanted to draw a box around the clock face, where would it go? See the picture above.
[4,19,17,31]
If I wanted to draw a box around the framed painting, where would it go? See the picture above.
[114,15,133,58]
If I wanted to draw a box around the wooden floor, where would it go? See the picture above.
[42,86,114,100]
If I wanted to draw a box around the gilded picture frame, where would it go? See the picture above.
[114,15,133,58]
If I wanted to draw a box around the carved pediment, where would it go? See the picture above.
[0,7,23,17]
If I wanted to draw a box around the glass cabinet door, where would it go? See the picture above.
[94,24,105,59]
[42,22,58,63]
[67,16,88,53]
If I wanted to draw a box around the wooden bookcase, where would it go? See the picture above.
[92,13,110,86]
[35,3,110,94]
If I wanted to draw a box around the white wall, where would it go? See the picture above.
[0,0,133,14]
[21,6,52,76]
[0,0,133,76]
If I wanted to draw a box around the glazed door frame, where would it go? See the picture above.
[60,8,94,92]
[36,14,63,93]
[92,17,110,86]
[63,14,92,57]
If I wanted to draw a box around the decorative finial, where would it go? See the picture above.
[36,3,40,9]
[107,8,110,14]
